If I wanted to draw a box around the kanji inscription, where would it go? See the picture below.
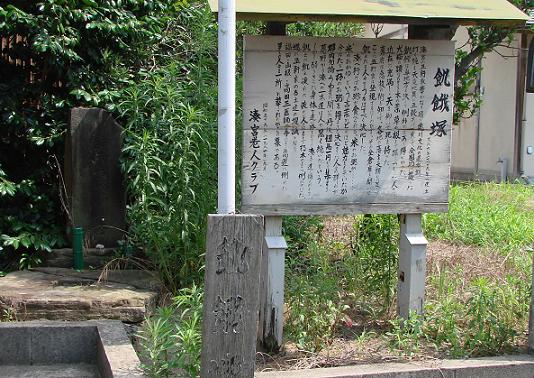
[242,36,454,215]
[200,215,263,377]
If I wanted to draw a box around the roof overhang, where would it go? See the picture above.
[207,0,529,27]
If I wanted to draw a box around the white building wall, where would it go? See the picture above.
[453,28,519,180]
[522,34,534,180]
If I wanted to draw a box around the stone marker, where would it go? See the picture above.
[201,215,263,377]
[65,107,126,247]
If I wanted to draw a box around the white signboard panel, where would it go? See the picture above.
[242,36,454,215]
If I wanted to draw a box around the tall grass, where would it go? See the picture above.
[284,182,533,355]
[116,5,219,290]
[424,182,534,252]
[284,214,399,351]
[424,269,530,358]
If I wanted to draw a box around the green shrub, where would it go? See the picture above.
[425,271,529,358]
[283,216,324,257]
[114,4,219,290]
[287,22,364,37]
[386,311,424,357]
[118,66,216,290]
[0,0,177,268]
[139,285,203,378]
[285,214,399,351]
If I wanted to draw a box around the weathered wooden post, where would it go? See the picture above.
[200,215,263,377]
[258,216,287,351]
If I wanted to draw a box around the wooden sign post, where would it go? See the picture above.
[241,35,455,347]
[257,216,287,351]
[201,215,264,377]
[242,36,453,214]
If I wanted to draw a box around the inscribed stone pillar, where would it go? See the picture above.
[65,107,126,247]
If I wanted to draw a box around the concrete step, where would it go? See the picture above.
[1,363,100,378]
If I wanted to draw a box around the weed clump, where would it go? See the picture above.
[139,286,203,378]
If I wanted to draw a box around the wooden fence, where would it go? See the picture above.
[1,34,36,84]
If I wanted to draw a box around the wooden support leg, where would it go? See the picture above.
[397,213,428,320]
[258,216,287,352]
[529,253,534,354]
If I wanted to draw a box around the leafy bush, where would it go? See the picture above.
[386,311,424,357]
[0,0,176,268]
[114,3,254,290]
[285,214,398,351]
[283,216,323,255]
[287,22,364,37]
[117,62,217,290]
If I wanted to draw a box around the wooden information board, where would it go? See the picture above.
[242,36,454,215]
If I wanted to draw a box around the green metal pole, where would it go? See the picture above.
[72,227,84,271]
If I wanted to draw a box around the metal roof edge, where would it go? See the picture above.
[207,0,529,27]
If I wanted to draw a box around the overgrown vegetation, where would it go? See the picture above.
[424,182,534,252]
[0,0,177,269]
[285,214,400,352]
[115,5,219,290]
[140,182,533,376]
[138,285,203,377]
[282,182,533,357]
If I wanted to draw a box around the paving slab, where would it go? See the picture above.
[255,354,534,378]
[1,363,100,378]
[0,320,144,378]
[0,268,160,322]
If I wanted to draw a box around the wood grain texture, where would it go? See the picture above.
[241,36,454,215]
[258,216,286,352]
[242,202,448,216]
[201,215,264,377]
